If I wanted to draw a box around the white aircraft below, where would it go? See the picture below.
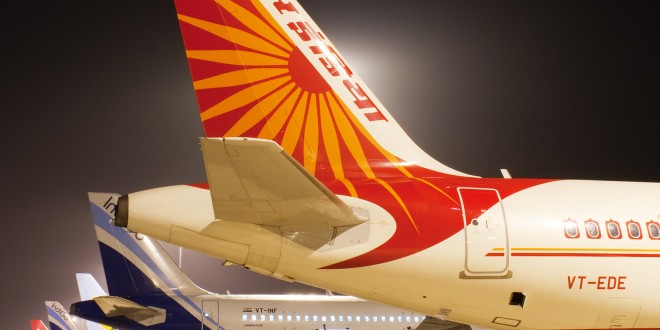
[111,0,660,328]
[72,192,469,330]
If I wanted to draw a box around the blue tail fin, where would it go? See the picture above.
[88,193,207,297]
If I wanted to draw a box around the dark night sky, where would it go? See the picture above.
[3,1,658,328]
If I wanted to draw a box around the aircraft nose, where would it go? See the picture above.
[115,195,129,228]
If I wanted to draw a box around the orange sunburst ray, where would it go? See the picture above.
[249,0,296,50]
[329,92,457,204]
[303,94,319,175]
[201,75,291,121]
[214,0,292,53]
[373,178,419,234]
[413,178,460,206]
[178,14,288,58]
[319,93,343,179]
[333,91,415,178]
[281,91,309,155]
[194,68,289,90]
[320,93,358,197]
[186,50,288,66]
[327,92,374,178]
[258,87,303,140]
[226,81,296,136]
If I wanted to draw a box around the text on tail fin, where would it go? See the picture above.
[174,0,472,183]
[46,301,78,330]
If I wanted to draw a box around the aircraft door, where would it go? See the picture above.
[201,300,220,330]
[458,187,511,278]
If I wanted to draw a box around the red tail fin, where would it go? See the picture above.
[30,320,48,330]
[174,0,472,186]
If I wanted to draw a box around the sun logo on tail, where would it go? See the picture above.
[175,0,472,268]
[176,0,410,189]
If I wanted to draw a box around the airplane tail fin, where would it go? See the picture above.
[75,273,113,330]
[30,320,49,330]
[174,0,472,187]
[88,192,207,297]
[76,273,107,300]
[45,301,79,330]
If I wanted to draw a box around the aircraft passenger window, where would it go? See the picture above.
[339,315,343,322]
[242,315,248,321]
[585,220,601,239]
[356,316,360,322]
[305,315,309,322]
[414,316,420,322]
[270,315,274,321]
[251,315,257,321]
[390,316,394,322]
[313,315,318,322]
[322,316,327,322]
[278,315,283,321]
[260,315,266,321]
[648,222,660,239]
[398,316,402,322]
[406,316,411,322]
[287,315,292,321]
[563,219,580,238]
[381,316,386,322]
[296,315,300,321]
[374,315,378,322]
[365,316,369,322]
[331,315,335,322]
[606,220,621,239]
[347,315,351,322]
[627,221,642,239]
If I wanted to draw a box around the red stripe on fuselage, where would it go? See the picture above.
[488,252,660,258]
[322,175,553,269]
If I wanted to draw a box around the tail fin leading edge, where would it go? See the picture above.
[174,0,472,182]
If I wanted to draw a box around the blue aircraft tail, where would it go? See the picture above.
[88,192,207,297]
[73,193,217,329]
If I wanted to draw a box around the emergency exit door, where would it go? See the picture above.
[458,187,511,278]
[201,300,220,330]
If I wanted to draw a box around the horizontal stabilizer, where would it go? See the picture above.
[93,296,166,326]
[201,137,366,230]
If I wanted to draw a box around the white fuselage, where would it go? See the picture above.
[124,179,660,329]
[195,294,426,330]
